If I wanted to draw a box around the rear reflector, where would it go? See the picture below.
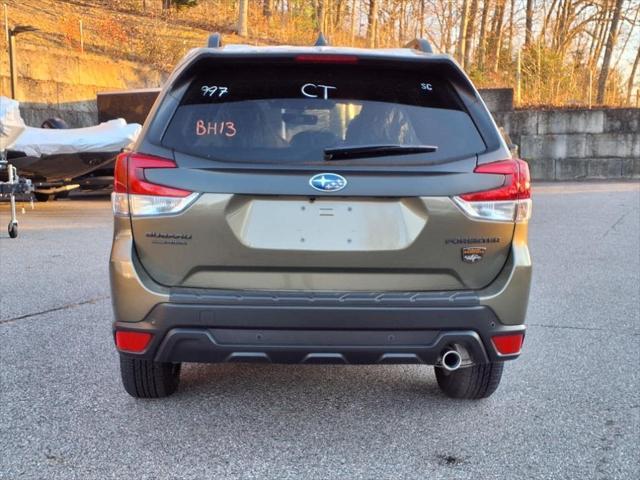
[111,191,129,216]
[492,333,524,355]
[115,331,152,353]
[295,54,358,64]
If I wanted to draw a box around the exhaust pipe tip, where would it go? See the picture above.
[441,350,462,371]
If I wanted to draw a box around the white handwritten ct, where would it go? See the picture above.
[301,83,336,99]
[201,85,229,97]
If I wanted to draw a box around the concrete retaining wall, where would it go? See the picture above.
[481,88,639,180]
[492,108,639,180]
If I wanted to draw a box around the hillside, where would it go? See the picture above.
[0,0,369,125]
[3,0,250,71]
[1,0,637,114]
[0,1,257,124]
[1,0,330,84]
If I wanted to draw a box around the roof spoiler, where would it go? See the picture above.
[205,32,433,53]
[206,32,328,48]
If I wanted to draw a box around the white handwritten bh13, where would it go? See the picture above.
[301,83,336,99]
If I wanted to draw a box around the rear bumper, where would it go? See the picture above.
[110,218,531,366]
[114,289,525,365]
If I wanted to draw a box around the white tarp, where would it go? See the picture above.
[0,96,141,157]
[0,97,26,152]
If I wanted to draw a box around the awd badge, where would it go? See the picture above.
[462,247,486,264]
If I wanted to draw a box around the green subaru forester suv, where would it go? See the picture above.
[110,35,532,399]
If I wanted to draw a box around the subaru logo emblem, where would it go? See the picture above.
[309,173,347,192]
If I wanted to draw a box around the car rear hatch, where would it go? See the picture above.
[121,52,523,291]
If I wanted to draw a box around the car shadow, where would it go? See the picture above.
[176,362,447,403]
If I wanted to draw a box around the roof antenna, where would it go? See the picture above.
[314,32,329,46]
[207,32,222,48]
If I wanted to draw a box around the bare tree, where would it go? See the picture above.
[597,0,624,103]
[463,0,478,68]
[263,0,273,18]
[317,0,327,33]
[590,0,612,71]
[238,0,248,37]
[507,0,515,54]
[368,0,379,47]
[492,0,506,72]
[478,0,491,70]
[456,0,470,66]
[350,0,358,42]
[627,46,640,104]
[418,0,426,38]
[334,0,345,32]
[525,0,534,46]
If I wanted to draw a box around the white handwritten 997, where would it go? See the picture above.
[201,85,229,98]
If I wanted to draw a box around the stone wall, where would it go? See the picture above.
[492,108,639,180]
[480,88,639,180]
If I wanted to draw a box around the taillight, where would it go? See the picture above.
[115,331,152,353]
[492,333,525,355]
[111,152,198,217]
[453,159,532,222]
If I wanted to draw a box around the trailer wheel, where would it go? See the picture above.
[8,222,18,238]
[34,192,55,202]
[54,190,70,199]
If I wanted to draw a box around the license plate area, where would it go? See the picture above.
[226,197,427,251]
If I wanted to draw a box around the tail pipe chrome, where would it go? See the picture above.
[440,349,462,371]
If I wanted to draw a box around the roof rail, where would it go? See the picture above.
[314,32,329,46]
[404,38,433,54]
[207,32,222,48]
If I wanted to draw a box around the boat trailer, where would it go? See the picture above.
[1,150,33,238]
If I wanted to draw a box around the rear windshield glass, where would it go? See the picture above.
[162,63,485,164]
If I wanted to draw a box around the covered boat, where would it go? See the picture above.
[1,96,141,198]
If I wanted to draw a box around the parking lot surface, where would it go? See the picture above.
[1,183,639,480]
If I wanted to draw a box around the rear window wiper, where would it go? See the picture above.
[324,144,438,161]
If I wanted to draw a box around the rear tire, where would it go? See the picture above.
[119,356,181,398]
[435,362,504,399]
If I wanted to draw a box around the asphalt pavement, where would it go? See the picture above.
[1,183,639,479]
